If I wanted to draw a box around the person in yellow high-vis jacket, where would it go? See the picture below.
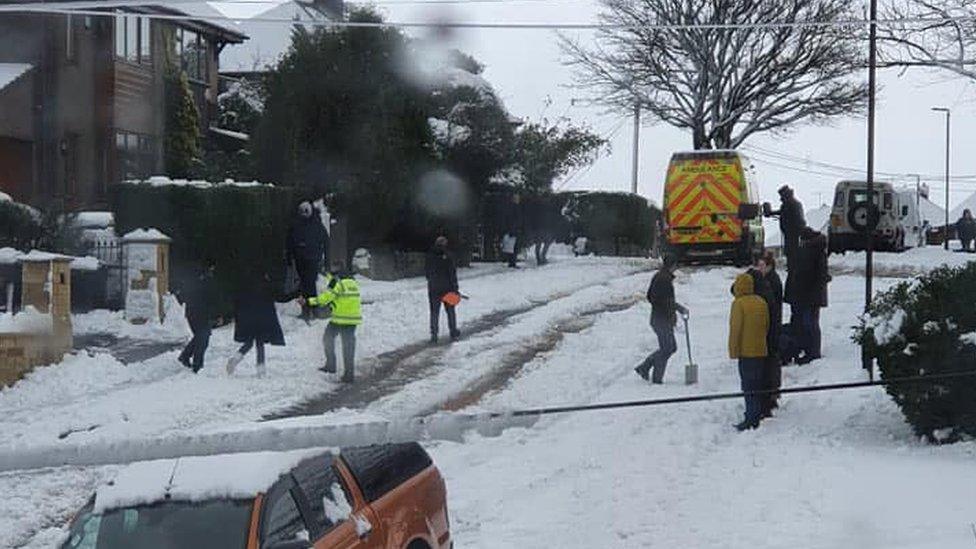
[308,267,362,382]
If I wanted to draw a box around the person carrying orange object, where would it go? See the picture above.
[426,236,461,343]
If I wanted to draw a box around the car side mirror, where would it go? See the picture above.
[738,203,760,220]
[265,540,312,549]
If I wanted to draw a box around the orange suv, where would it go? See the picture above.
[60,443,451,549]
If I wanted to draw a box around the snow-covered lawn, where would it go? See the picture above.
[4,248,976,548]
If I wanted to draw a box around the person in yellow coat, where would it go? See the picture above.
[729,273,770,431]
[309,266,362,382]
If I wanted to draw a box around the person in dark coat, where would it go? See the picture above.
[226,271,285,377]
[758,251,784,415]
[425,236,460,343]
[956,209,976,252]
[636,255,687,384]
[177,261,214,373]
[766,186,805,270]
[787,227,829,364]
[287,201,329,321]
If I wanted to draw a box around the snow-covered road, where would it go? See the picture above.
[430,266,976,548]
[4,249,976,548]
[0,256,650,547]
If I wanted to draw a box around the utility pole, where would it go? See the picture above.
[932,107,951,250]
[863,0,878,380]
[631,104,640,195]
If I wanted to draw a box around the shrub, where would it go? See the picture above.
[112,181,294,319]
[0,200,41,250]
[563,192,659,254]
[854,263,976,443]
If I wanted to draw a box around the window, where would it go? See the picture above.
[115,131,156,181]
[115,13,151,64]
[834,191,844,208]
[884,192,893,211]
[263,490,309,545]
[177,28,207,81]
[64,500,252,549]
[291,455,353,536]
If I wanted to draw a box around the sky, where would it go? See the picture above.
[212,0,976,213]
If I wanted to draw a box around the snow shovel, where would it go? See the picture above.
[680,312,698,385]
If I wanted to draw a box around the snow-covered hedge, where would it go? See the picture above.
[112,180,294,319]
[854,264,976,443]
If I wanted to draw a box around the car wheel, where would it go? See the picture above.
[406,540,432,549]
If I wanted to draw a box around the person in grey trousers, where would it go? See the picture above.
[635,255,687,384]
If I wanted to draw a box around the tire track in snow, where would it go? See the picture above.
[266,271,650,419]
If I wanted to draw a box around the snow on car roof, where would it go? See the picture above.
[93,449,327,513]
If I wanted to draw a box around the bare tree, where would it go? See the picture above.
[562,0,869,150]
[881,0,976,79]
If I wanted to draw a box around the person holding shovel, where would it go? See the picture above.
[426,236,461,343]
[635,254,687,384]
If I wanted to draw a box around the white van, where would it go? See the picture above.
[828,181,904,253]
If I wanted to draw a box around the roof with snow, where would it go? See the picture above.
[93,449,326,512]
[0,1,247,42]
[219,1,336,72]
[949,191,976,222]
[0,63,32,93]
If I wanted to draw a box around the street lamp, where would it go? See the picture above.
[932,107,951,250]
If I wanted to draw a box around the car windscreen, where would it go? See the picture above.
[62,499,252,549]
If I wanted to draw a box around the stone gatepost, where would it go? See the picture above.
[20,252,73,353]
[122,229,171,324]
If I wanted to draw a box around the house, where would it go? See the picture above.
[0,1,247,209]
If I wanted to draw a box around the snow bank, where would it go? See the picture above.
[73,294,189,340]
[832,245,974,276]
[0,307,53,334]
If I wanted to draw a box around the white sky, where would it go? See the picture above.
[213,0,976,213]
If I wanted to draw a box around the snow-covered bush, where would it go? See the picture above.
[854,264,976,443]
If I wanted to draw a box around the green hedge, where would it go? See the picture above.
[854,264,976,443]
[0,200,40,250]
[563,191,659,253]
[112,182,294,319]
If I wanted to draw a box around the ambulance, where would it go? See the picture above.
[662,150,764,265]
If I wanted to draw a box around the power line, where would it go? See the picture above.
[9,4,976,31]
[555,116,627,191]
[742,143,976,182]
[489,369,976,419]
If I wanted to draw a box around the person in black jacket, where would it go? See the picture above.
[226,271,285,377]
[635,255,687,384]
[956,209,976,252]
[287,201,329,321]
[766,186,805,270]
[425,236,460,343]
[177,261,214,373]
[787,228,829,364]
[757,251,784,414]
